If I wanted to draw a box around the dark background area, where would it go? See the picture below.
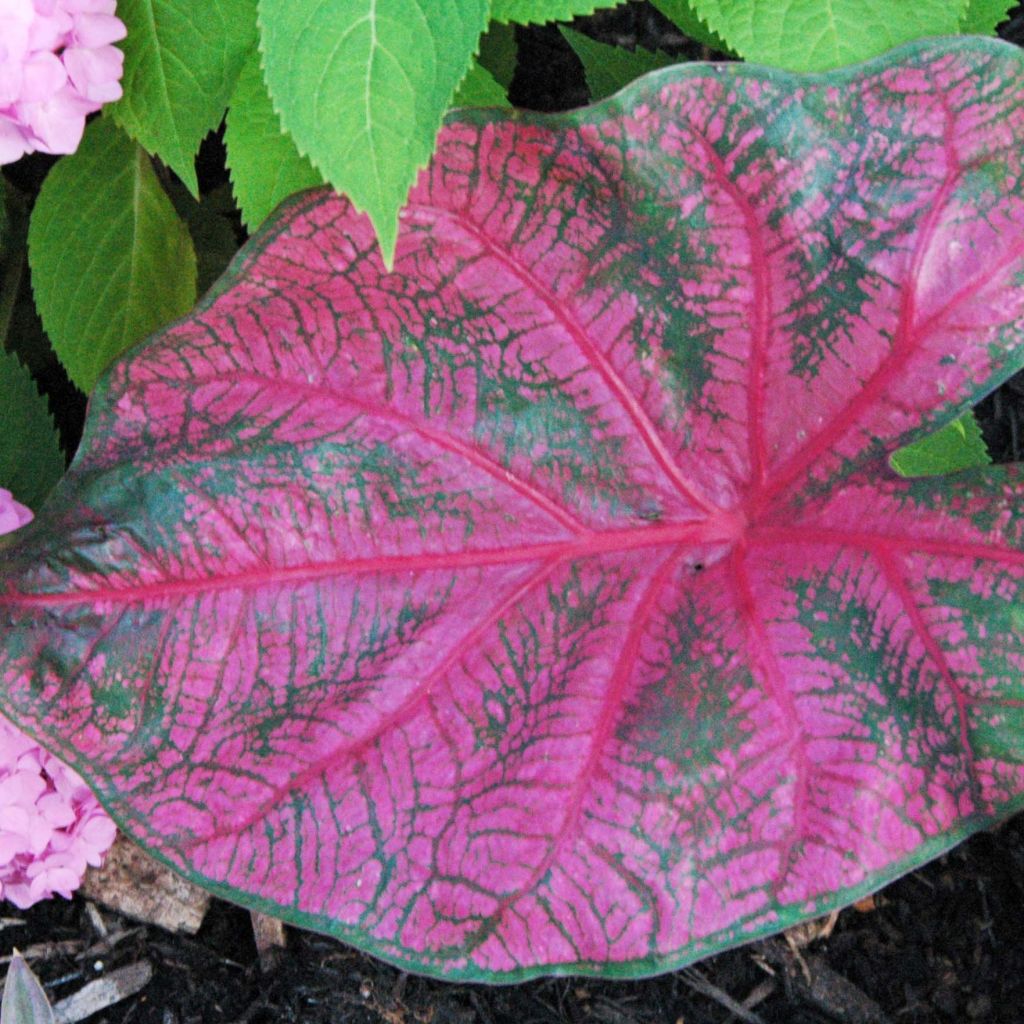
[4,4,1024,1022]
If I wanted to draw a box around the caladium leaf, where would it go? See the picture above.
[3,40,1024,981]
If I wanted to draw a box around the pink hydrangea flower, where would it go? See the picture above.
[0,716,117,908]
[0,489,117,908]
[0,488,33,534]
[0,0,126,165]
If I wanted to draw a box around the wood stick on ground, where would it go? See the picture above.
[51,961,153,1024]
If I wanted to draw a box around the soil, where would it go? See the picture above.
[5,4,1024,1022]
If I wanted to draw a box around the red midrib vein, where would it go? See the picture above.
[470,546,684,939]
[1,517,744,608]
[751,524,1024,568]
[406,204,718,515]
[752,104,964,511]
[690,130,772,489]
[216,370,589,535]
[729,548,809,897]
[873,548,981,802]
[182,560,563,849]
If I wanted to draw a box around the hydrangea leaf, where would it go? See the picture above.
[691,0,968,71]
[225,50,322,232]
[258,0,490,267]
[561,27,675,100]
[453,60,511,108]
[4,40,1024,982]
[648,0,732,53]
[890,414,990,478]
[477,21,518,89]
[27,117,197,393]
[0,351,63,510]
[960,0,1016,33]
[111,0,257,195]
[490,0,627,24]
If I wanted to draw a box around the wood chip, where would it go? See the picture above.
[0,941,81,966]
[51,961,153,1024]
[81,836,209,934]
[250,912,287,972]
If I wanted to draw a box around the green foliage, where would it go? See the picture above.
[690,0,968,71]
[477,21,518,88]
[1,954,55,1024]
[0,179,26,351]
[28,117,197,393]
[453,60,511,107]
[648,0,732,52]
[490,0,626,24]
[225,50,322,231]
[562,28,675,100]
[890,414,991,478]
[258,0,490,267]
[0,351,63,510]
[112,0,257,194]
[960,0,1017,33]
[169,183,243,295]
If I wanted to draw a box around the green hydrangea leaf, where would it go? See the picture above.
[258,0,490,268]
[562,27,675,100]
[0,180,26,349]
[477,20,517,88]
[453,59,510,107]
[649,0,732,52]
[490,0,626,23]
[28,117,197,393]
[690,0,968,71]
[167,181,243,295]
[960,0,1016,33]
[111,0,257,194]
[225,51,322,231]
[0,351,63,511]
[890,413,991,478]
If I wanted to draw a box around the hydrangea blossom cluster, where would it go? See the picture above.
[0,489,117,908]
[0,0,127,165]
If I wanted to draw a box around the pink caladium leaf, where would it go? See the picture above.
[3,38,1024,980]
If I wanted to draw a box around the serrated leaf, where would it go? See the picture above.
[0,352,62,511]
[258,0,490,267]
[477,20,517,89]
[562,27,675,100]
[1,954,55,1024]
[4,40,1024,982]
[111,0,257,194]
[490,0,626,23]
[890,413,990,477]
[691,0,968,71]
[453,59,511,107]
[168,182,243,295]
[225,50,322,231]
[28,117,197,393]
[960,0,1016,33]
[648,0,732,52]
[0,180,26,349]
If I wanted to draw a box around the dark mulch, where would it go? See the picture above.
[6,3,1024,1022]
[4,813,1024,1023]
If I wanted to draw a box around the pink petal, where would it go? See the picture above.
[27,8,72,50]
[63,44,123,102]
[15,85,90,153]
[2,880,37,909]
[37,792,77,829]
[71,11,125,47]
[19,50,67,103]
[0,488,33,533]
